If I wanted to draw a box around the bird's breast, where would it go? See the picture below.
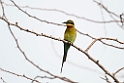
[64,27,77,43]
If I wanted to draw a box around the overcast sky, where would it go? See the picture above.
[0,0,124,83]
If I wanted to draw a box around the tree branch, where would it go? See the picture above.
[1,16,120,83]
[0,77,7,83]
[8,0,120,24]
[6,22,78,83]
[0,68,41,83]
[113,67,124,76]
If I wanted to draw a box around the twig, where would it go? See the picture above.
[0,14,123,82]
[0,1,123,82]
[85,38,99,52]
[1,17,120,82]
[99,37,124,44]
[7,23,78,83]
[0,0,7,19]
[3,0,124,50]
[10,0,63,26]
[93,0,122,28]
[1,16,123,50]
[32,76,55,83]
[113,67,124,76]
[0,68,41,83]
[0,77,7,83]
[77,29,124,49]
[120,13,124,26]
[101,75,112,83]
[93,0,119,18]
[8,0,120,24]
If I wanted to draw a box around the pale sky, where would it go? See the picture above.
[0,0,124,83]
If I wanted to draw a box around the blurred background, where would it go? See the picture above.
[0,0,124,83]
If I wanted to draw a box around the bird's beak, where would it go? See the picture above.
[62,22,66,24]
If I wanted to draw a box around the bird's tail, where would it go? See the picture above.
[60,52,67,73]
[60,43,70,73]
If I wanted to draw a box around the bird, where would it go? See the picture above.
[61,20,77,73]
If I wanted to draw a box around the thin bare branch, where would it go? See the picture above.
[77,30,124,49]
[0,0,7,19]
[120,13,124,26]
[0,77,7,83]
[100,40,124,49]
[113,67,124,76]
[1,15,123,50]
[93,0,123,28]
[3,0,123,50]
[100,37,124,44]
[0,1,123,82]
[32,76,55,83]
[0,68,41,83]
[85,38,98,52]
[101,75,112,83]
[1,17,120,83]
[76,29,95,39]
[93,0,119,18]
[6,22,78,83]
[7,0,119,24]
[9,0,63,26]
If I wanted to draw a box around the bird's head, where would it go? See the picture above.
[63,20,74,27]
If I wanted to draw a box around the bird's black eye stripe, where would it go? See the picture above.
[70,22,74,24]
[67,21,74,25]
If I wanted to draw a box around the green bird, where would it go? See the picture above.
[61,20,77,72]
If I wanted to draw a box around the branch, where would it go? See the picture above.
[77,30,124,49]
[93,0,119,18]
[0,68,41,83]
[101,75,112,83]
[113,67,124,76]
[7,0,120,24]
[93,0,122,28]
[1,15,123,50]
[9,0,63,26]
[85,38,98,52]
[0,1,123,82]
[3,0,124,50]
[0,77,7,83]
[120,13,124,26]
[0,0,7,19]
[7,22,78,83]
[0,4,78,82]
[0,13,123,82]
[31,76,55,83]
[2,18,121,83]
